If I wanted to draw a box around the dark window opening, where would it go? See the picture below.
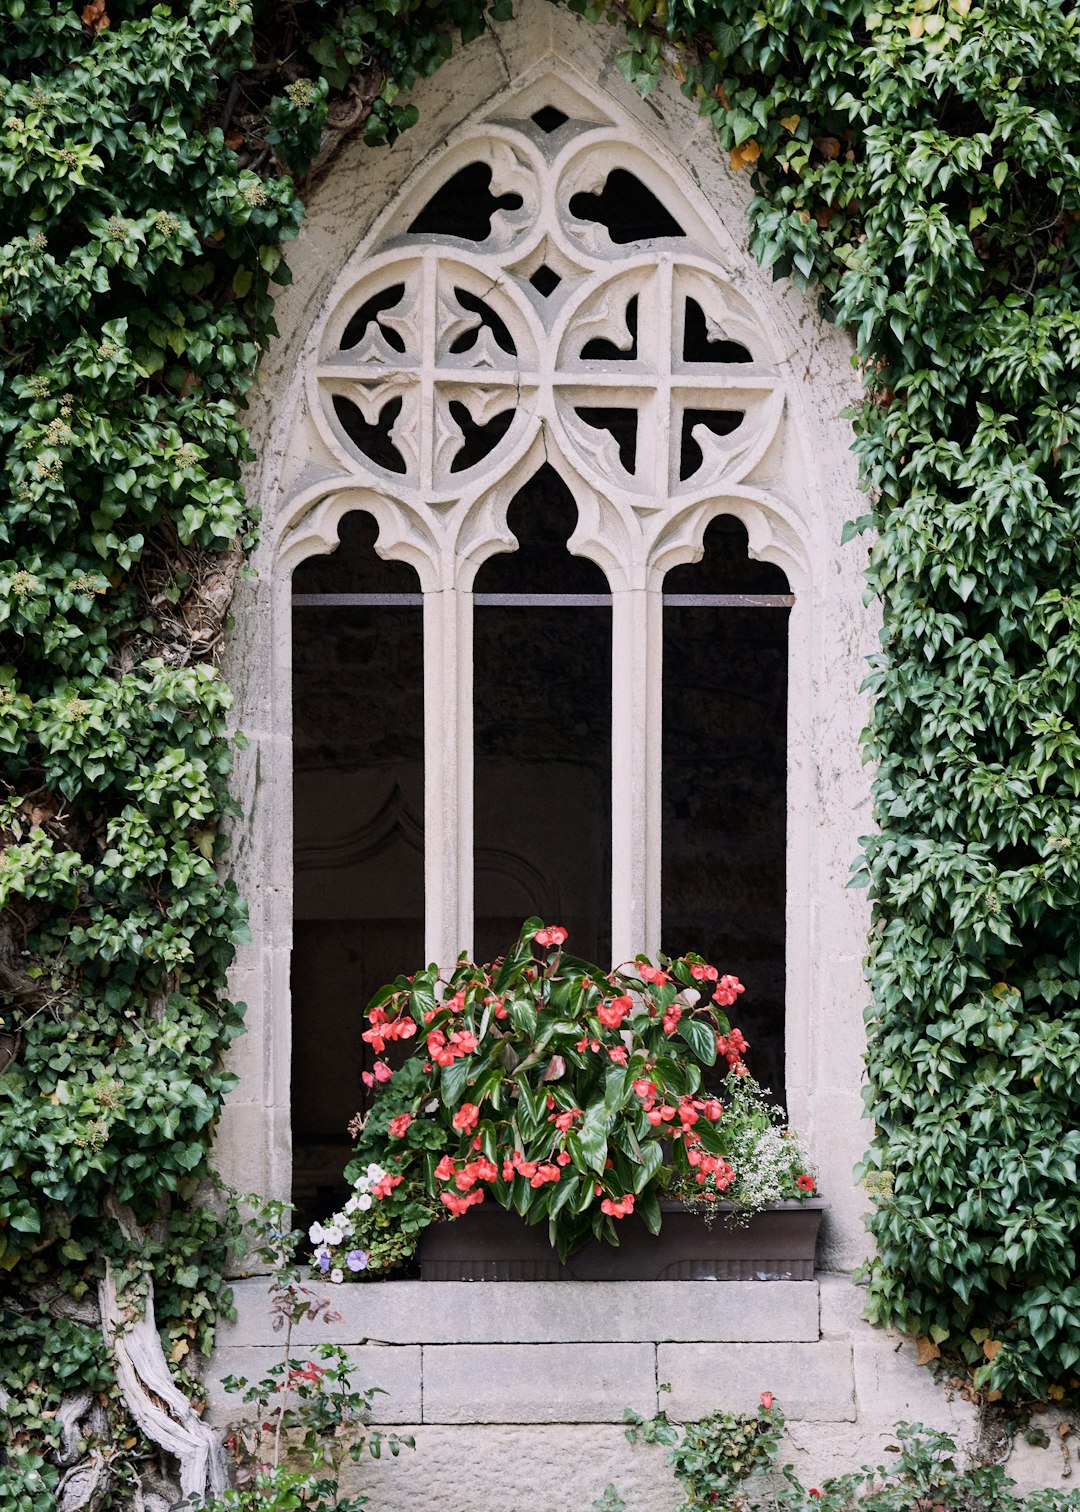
[575,407,638,474]
[679,408,745,482]
[532,105,569,133]
[662,516,789,1101]
[529,264,562,297]
[341,283,407,353]
[333,393,407,475]
[580,294,638,362]
[473,465,612,968]
[683,298,753,364]
[448,400,515,473]
[568,168,684,244]
[408,162,523,242]
[447,287,517,357]
[292,512,424,1229]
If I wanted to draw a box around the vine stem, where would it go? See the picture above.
[272,1305,294,1469]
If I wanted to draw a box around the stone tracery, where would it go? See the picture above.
[310,116,785,533]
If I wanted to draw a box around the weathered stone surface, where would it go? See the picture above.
[337,1423,680,1512]
[1005,1416,1075,1493]
[818,1273,870,1336]
[221,1279,819,1348]
[203,1344,421,1425]
[659,1340,856,1422]
[422,1343,656,1423]
[852,1332,977,1435]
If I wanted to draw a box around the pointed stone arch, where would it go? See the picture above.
[219,0,876,1269]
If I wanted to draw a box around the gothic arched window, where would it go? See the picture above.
[286,100,798,1217]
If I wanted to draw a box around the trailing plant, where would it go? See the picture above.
[0,0,501,1504]
[312,919,815,1273]
[624,1397,1080,1512]
[582,0,1080,1405]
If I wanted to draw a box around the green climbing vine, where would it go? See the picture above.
[3,0,1080,1502]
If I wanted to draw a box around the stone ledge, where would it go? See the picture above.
[221,1278,819,1346]
[422,1342,657,1423]
[659,1340,856,1422]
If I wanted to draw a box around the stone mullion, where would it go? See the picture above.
[609,585,663,966]
[423,585,474,965]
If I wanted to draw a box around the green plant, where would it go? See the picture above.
[6,0,1080,1495]
[625,1399,1080,1512]
[625,1391,783,1510]
[202,1198,413,1510]
[311,919,816,1272]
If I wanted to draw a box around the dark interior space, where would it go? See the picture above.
[472,465,612,970]
[291,512,424,1225]
[661,516,790,1101]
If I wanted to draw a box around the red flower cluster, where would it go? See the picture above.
[713,973,745,1008]
[452,1102,480,1133]
[361,1059,393,1088]
[388,1114,413,1138]
[715,1025,750,1072]
[637,963,669,986]
[796,1174,815,1193]
[600,1192,635,1219]
[362,1006,418,1053]
[548,1107,581,1132]
[441,1188,484,1216]
[686,1143,734,1190]
[372,1172,403,1200]
[597,994,632,1029]
[436,1152,499,1191]
[427,1027,478,1066]
[662,1003,682,1035]
[535,925,567,947]
[496,1149,563,1187]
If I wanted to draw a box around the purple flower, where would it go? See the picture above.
[346,1249,369,1272]
[316,1247,331,1272]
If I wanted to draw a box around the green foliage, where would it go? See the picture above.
[590,0,1080,1403]
[6,0,1080,1497]
[625,1393,784,1510]
[625,1402,1080,1512]
[199,1198,413,1510]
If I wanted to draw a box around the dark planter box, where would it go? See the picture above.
[419,1198,828,1281]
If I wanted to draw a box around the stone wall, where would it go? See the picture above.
[207,1277,1069,1509]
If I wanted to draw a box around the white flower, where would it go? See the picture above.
[344,1194,360,1213]
[308,1222,326,1245]
[355,1192,372,1211]
[324,1225,344,1246]
[330,1268,344,1284]
[366,1163,385,1182]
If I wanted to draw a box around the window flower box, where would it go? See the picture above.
[309,923,822,1284]
[418,1198,828,1282]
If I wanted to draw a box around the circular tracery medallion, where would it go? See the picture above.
[312,121,783,517]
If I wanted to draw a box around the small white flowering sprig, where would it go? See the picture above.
[307,1164,389,1281]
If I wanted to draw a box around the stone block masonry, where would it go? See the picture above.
[205,1276,1074,1510]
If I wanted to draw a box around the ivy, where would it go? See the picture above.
[4,0,1080,1501]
